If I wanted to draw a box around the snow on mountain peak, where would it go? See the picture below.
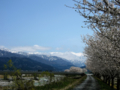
[50,52,86,62]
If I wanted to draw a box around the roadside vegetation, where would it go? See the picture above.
[0,73,86,90]
[94,76,116,90]
[1,59,35,90]
[34,75,86,90]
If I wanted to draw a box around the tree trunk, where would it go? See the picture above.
[117,75,120,90]
[103,76,106,83]
[105,77,108,83]
[111,77,114,88]
[108,78,110,86]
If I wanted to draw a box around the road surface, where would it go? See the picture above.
[72,74,100,90]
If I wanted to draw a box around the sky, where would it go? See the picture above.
[0,0,93,60]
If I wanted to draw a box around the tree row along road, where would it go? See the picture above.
[72,74,100,90]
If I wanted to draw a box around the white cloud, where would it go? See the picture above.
[28,52,42,54]
[0,45,10,51]
[11,45,51,52]
[33,45,51,51]
[71,52,84,56]
[50,52,86,62]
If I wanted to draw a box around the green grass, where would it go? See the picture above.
[34,75,85,90]
[94,77,116,90]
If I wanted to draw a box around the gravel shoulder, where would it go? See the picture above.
[72,74,100,90]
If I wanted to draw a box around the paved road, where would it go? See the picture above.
[72,74,100,90]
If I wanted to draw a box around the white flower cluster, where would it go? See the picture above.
[64,66,86,73]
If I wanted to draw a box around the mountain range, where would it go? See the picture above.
[0,50,86,71]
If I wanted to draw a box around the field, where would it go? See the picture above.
[0,73,86,90]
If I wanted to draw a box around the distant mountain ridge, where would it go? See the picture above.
[0,50,24,57]
[0,50,75,71]
[0,57,55,71]
[27,54,74,71]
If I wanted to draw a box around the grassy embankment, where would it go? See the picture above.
[0,74,87,90]
[35,75,87,90]
[94,76,116,90]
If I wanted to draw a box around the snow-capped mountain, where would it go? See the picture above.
[0,50,55,71]
[18,51,87,68]
[49,52,87,67]
[0,50,75,71]
[0,49,86,71]
[67,56,86,67]
[26,54,74,71]
[31,54,86,68]
[36,55,58,61]
[0,49,25,57]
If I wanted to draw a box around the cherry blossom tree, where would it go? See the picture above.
[64,66,84,73]
[84,33,118,87]
[66,0,120,89]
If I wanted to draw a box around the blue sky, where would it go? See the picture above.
[0,0,93,55]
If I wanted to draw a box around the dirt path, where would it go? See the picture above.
[72,74,100,90]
